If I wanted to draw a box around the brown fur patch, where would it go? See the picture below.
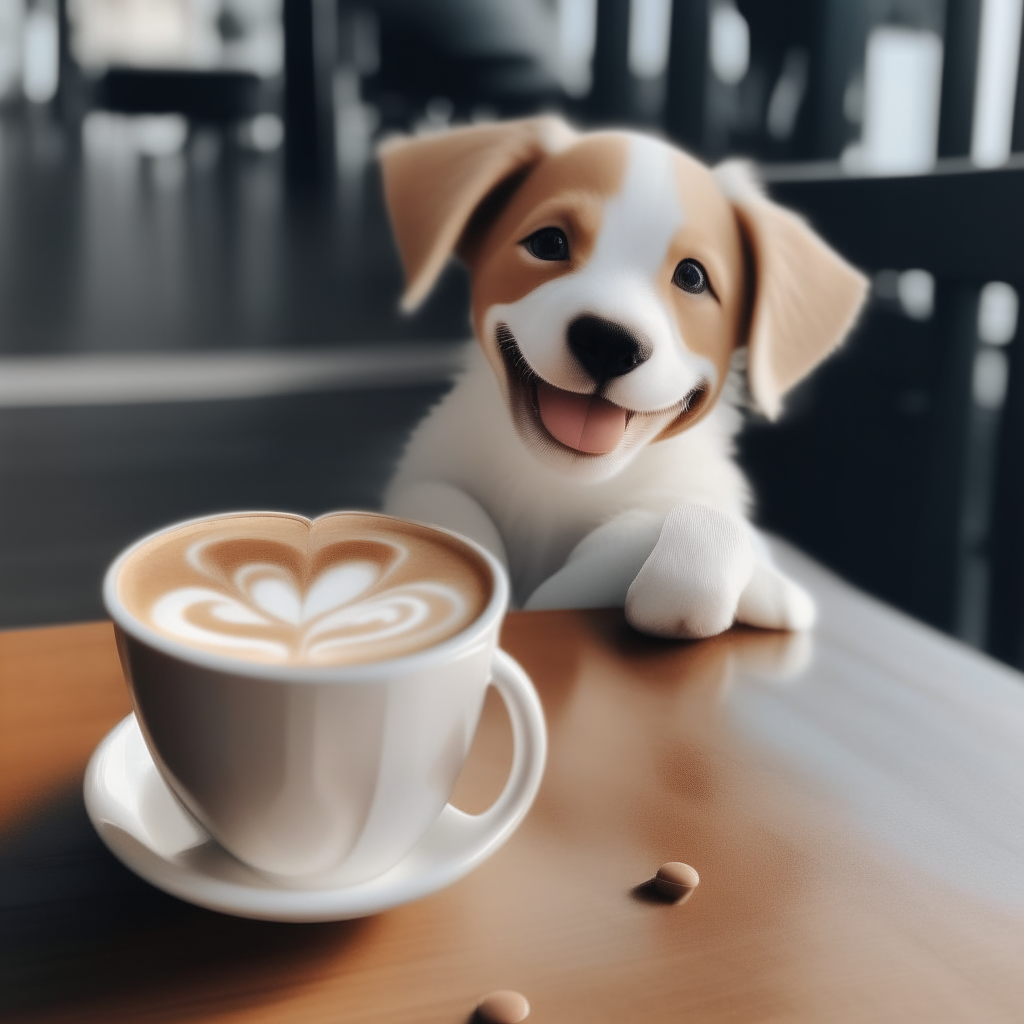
[466,135,630,364]
[379,117,576,311]
[652,154,749,439]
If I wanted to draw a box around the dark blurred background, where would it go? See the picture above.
[2,0,1024,670]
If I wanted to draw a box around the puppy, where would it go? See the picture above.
[379,117,867,639]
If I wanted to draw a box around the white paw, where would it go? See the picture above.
[625,504,754,639]
[736,561,817,631]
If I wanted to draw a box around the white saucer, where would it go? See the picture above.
[85,714,505,922]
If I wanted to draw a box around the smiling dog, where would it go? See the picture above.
[380,116,867,639]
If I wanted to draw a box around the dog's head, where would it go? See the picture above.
[380,117,867,479]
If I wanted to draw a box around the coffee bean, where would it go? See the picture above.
[653,861,699,903]
[475,989,530,1023]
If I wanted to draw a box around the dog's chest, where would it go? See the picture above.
[492,478,621,602]
[389,351,748,604]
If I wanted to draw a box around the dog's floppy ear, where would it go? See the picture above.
[379,116,576,312]
[716,161,868,419]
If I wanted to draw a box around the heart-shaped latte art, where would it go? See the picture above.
[121,513,489,666]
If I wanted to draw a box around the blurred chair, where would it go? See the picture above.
[94,67,264,122]
[748,167,1024,663]
[357,0,561,127]
[696,0,1024,667]
[54,0,275,130]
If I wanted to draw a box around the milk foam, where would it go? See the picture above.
[117,513,490,666]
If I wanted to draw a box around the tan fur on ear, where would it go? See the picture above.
[716,161,868,419]
[378,117,577,312]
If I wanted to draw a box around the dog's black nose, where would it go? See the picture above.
[567,315,649,383]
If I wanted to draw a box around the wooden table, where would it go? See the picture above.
[3,542,1024,1023]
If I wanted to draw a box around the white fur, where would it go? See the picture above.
[384,135,816,635]
[387,345,755,608]
[625,503,754,638]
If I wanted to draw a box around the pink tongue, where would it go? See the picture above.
[536,381,627,454]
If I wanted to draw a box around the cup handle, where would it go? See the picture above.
[406,649,547,884]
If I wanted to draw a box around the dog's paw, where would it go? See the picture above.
[736,561,817,631]
[625,504,754,639]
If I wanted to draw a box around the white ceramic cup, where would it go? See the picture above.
[102,511,547,887]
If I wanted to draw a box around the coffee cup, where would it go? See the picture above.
[102,510,546,886]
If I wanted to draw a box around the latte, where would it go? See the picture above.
[116,512,492,666]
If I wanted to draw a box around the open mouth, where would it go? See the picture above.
[496,323,707,457]
[535,380,627,454]
[497,323,629,455]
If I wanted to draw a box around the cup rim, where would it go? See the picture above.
[103,509,509,684]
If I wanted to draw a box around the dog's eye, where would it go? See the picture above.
[673,258,708,294]
[523,227,569,261]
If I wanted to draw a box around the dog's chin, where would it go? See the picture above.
[495,324,699,481]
